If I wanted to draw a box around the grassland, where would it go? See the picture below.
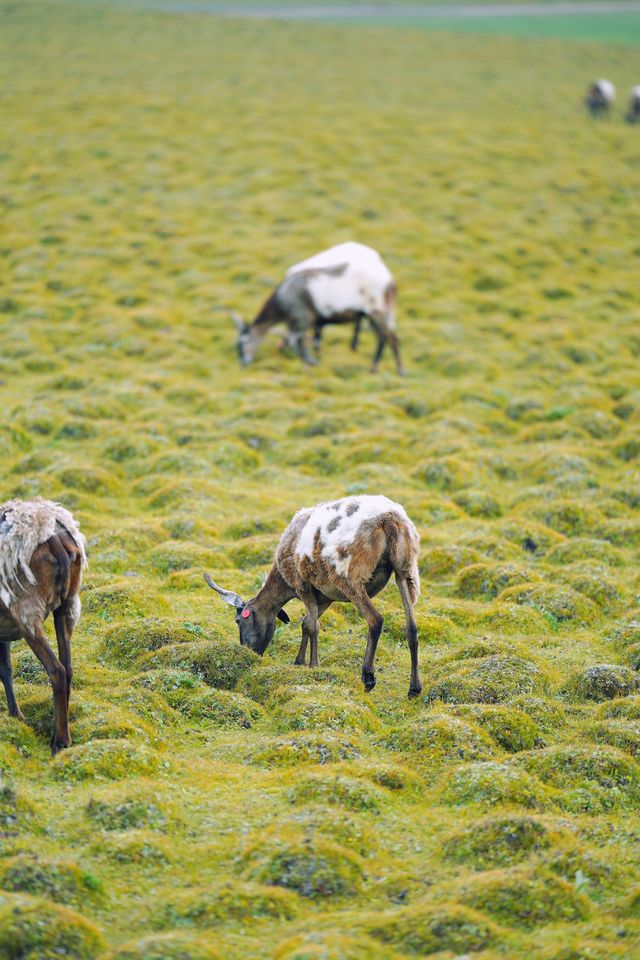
[72,0,640,45]
[2,1,640,957]
[368,13,640,42]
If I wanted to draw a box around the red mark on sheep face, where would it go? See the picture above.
[241,608,251,619]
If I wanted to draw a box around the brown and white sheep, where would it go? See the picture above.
[0,498,86,754]
[205,494,421,698]
[234,242,404,373]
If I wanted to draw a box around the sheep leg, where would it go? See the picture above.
[297,333,318,366]
[351,316,363,352]
[313,323,323,355]
[20,621,71,754]
[341,586,384,692]
[294,634,308,666]
[387,329,405,376]
[370,314,405,375]
[370,330,386,372]
[395,574,422,699]
[294,596,331,667]
[0,642,23,721]
[54,606,73,709]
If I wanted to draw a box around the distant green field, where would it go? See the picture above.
[366,11,640,41]
[71,0,640,43]
[2,2,640,959]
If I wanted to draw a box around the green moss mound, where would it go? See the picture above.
[546,538,624,567]
[184,688,265,727]
[537,501,604,538]
[70,704,159,746]
[498,519,564,556]
[382,713,494,763]
[351,759,424,796]
[0,716,39,762]
[419,543,482,580]
[459,866,590,928]
[518,745,640,811]
[508,696,567,734]
[96,830,172,866]
[543,846,616,894]
[0,892,105,960]
[0,854,102,905]
[584,720,640,758]
[455,562,535,600]
[243,833,365,899]
[366,900,498,955]
[443,761,548,809]
[425,654,549,704]
[419,455,475,492]
[274,931,397,960]
[132,669,202,710]
[450,704,542,752]
[624,642,640,671]
[288,771,384,812]
[441,815,554,869]
[534,931,631,960]
[249,732,361,768]
[239,665,353,704]
[136,670,264,727]
[565,663,640,702]
[625,887,640,917]
[453,489,502,518]
[86,795,168,831]
[101,619,219,668]
[272,691,380,735]
[597,696,640,721]
[563,568,622,611]
[103,932,221,960]
[499,582,600,624]
[0,773,34,833]
[283,806,374,858]
[138,640,258,689]
[161,879,300,927]
[82,581,170,621]
[611,619,640,649]
[52,740,165,782]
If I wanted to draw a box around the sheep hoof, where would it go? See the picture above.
[408,686,422,700]
[362,670,376,692]
[50,734,71,756]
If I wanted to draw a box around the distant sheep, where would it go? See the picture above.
[234,242,404,373]
[585,79,615,117]
[626,85,640,123]
[0,498,86,753]
[205,494,422,698]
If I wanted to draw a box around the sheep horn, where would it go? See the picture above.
[231,311,247,333]
[204,573,244,608]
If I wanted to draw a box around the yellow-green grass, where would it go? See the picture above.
[1,1,640,957]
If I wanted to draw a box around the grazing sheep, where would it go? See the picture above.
[234,242,404,374]
[626,85,640,123]
[585,79,615,117]
[0,498,86,754]
[205,494,421,698]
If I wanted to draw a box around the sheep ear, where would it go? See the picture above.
[277,608,291,624]
[204,573,244,608]
[232,312,248,334]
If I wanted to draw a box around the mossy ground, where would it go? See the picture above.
[1,1,640,957]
